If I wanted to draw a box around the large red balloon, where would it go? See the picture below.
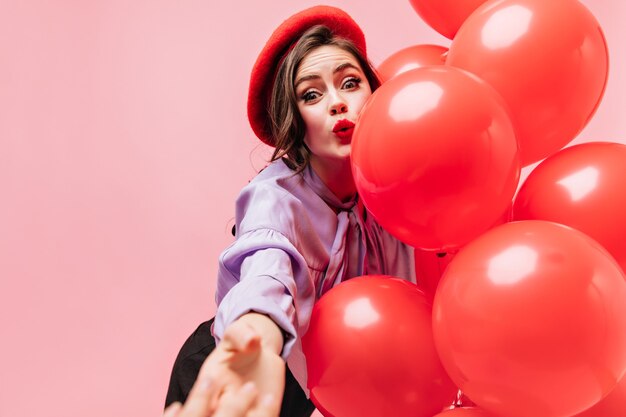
[574,375,626,417]
[513,142,626,273]
[408,0,489,39]
[377,44,448,83]
[446,0,608,165]
[303,276,457,417]
[433,220,626,417]
[352,66,519,251]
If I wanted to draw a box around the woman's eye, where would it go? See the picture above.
[343,77,362,90]
[302,91,320,102]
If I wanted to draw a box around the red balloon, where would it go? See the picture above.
[434,408,497,417]
[408,0,489,39]
[574,375,626,417]
[513,142,626,273]
[378,44,448,83]
[433,220,626,417]
[303,276,457,417]
[352,66,519,251]
[446,0,608,165]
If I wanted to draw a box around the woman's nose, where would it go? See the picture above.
[330,102,348,115]
[329,93,348,115]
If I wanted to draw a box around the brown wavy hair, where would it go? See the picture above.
[268,25,381,173]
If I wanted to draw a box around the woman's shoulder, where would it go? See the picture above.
[235,160,309,235]
[240,159,303,200]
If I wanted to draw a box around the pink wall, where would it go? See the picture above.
[0,1,623,416]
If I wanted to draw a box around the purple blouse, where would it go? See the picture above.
[213,159,416,394]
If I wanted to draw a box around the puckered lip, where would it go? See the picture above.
[332,119,355,133]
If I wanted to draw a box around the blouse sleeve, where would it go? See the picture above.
[213,228,315,360]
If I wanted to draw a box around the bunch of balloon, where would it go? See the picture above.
[377,3,463,94]
[381,1,495,85]
[351,65,520,252]
[377,44,448,82]
[408,0,489,39]
[302,276,458,417]
[509,141,626,417]
[432,220,626,417]
[513,142,626,273]
[444,0,608,166]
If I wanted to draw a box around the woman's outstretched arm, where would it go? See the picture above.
[167,312,286,417]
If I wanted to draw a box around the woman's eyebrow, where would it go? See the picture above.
[295,62,361,89]
[333,62,360,74]
[294,74,320,89]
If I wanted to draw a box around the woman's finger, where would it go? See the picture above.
[194,356,232,411]
[248,394,278,417]
[212,382,258,417]
[177,375,218,417]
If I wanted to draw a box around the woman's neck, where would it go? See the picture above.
[310,157,356,203]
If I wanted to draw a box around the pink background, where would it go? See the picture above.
[1,1,624,416]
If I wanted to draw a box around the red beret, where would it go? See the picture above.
[247,5,367,146]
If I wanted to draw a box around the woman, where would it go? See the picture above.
[165,6,416,417]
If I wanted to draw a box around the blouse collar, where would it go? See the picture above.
[301,163,358,212]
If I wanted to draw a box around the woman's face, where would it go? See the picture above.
[294,45,372,167]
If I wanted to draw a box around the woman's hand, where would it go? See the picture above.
[165,314,286,416]
[163,378,277,417]
[163,379,276,417]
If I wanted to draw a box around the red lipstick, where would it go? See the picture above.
[333,119,355,140]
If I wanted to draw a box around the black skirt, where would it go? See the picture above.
[165,319,316,417]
